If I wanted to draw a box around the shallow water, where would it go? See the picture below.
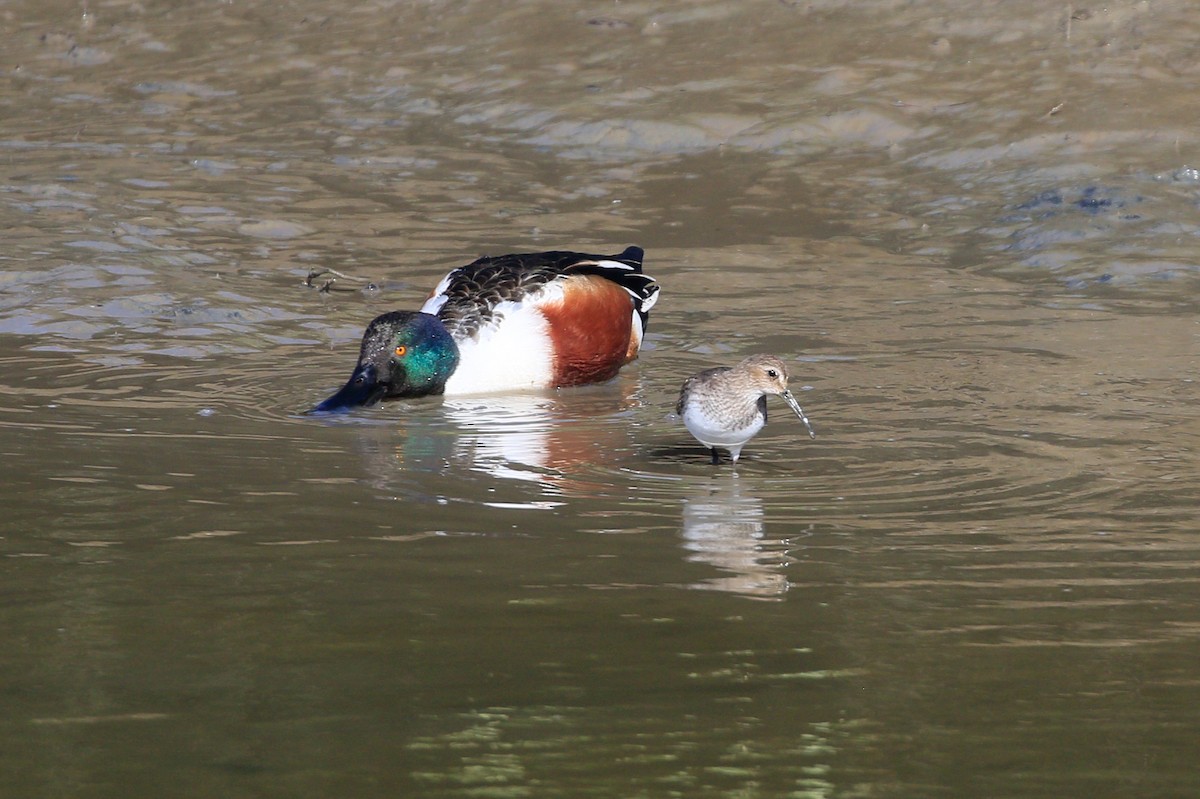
[3,0,1199,796]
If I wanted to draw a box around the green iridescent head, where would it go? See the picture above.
[310,311,460,413]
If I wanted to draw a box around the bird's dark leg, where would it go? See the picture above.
[710,447,720,465]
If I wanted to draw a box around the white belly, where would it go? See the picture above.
[683,403,766,448]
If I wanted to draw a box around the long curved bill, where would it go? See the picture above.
[780,389,817,439]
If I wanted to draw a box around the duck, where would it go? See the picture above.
[311,246,658,412]
[676,354,816,464]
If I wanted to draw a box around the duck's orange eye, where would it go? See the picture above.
[394,345,407,357]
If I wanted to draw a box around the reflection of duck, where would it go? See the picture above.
[681,476,789,598]
[332,383,643,496]
[312,247,658,413]
[440,391,639,484]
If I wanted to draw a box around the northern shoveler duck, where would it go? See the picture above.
[311,246,658,413]
[676,354,816,465]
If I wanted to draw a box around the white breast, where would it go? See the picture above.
[441,300,556,395]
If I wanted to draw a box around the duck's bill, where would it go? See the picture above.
[780,390,817,439]
[308,364,387,414]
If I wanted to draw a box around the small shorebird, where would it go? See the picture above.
[311,247,658,412]
[676,354,816,465]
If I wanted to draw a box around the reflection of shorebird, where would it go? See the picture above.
[682,477,787,598]
[676,354,816,465]
[311,247,658,413]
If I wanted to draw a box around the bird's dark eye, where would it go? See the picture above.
[766,369,778,378]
